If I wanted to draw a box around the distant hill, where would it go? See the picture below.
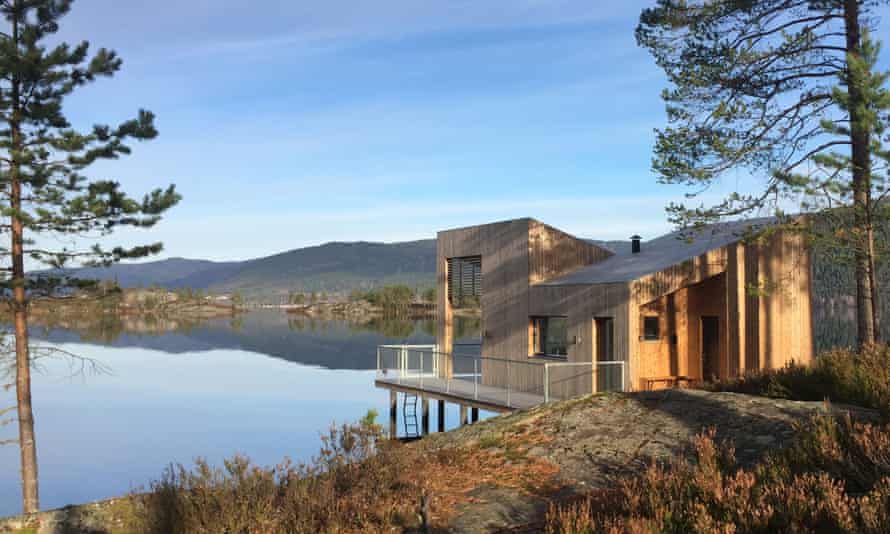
[66,258,241,289]
[54,240,437,301]
[51,238,639,302]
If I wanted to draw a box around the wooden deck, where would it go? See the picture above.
[375,374,545,412]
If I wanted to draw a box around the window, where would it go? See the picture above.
[448,256,482,307]
[531,316,568,357]
[643,316,660,341]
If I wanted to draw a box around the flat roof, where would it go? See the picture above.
[537,218,775,286]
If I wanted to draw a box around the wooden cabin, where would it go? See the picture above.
[437,217,813,396]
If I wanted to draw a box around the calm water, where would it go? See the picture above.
[0,311,483,517]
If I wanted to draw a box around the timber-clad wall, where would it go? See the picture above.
[528,220,613,284]
[528,282,630,396]
[438,218,814,399]
[629,230,813,389]
[437,219,532,391]
[437,218,612,397]
[738,230,813,371]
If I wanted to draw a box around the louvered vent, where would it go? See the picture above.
[447,256,482,303]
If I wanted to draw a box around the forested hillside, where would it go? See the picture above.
[53,240,436,301]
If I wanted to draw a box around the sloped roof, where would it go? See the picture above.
[537,218,775,286]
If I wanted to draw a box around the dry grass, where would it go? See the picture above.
[702,345,890,417]
[131,410,563,533]
[547,346,890,533]
[134,412,418,533]
[546,415,890,533]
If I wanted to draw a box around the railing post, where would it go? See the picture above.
[420,349,424,388]
[544,363,550,403]
[622,361,626,392]
[506,360,511,408]
[376,346,381,376]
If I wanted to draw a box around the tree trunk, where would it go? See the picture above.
[869,223,881,340]
[9,2,38,514]
[13,283,38,514]
[844,0,878,348]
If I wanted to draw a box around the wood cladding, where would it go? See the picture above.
[528,220,613,284]
[437,218,814,398]
[630,231,813,388]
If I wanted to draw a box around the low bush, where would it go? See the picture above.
[547,415,890,533]
[702,345,890,417]
[134,411,423,533]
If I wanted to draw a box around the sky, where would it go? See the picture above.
[48,1,890,262]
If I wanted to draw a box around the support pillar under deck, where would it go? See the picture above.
[389,390,397,439]
[421,396,430,435]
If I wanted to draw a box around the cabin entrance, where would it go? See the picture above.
[701,316,719,381]
[595,317,614,362]
[594,317,623,391]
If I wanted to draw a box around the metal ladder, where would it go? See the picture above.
[403,393,419,438]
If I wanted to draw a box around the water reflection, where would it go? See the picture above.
[0,311,483,516]
[24,311,481,370]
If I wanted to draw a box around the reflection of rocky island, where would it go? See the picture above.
[21,310,481,371]
[2,288,244,343]
[283,300,436,321]
[279,285,481,323]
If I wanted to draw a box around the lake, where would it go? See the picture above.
[0,311,484,517]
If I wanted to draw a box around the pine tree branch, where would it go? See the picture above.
[785,140,853,172]
[728,14,844,49]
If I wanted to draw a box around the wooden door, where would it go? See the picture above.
[701,316,719,380]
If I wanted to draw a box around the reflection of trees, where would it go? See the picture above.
[811,219,890,351]
[419,319,435,337]
[289,314,427,339]
[335,314,481,342]
[454,316,481,341]
[82,315,126,343]
[21,312,208,344]
[14,310,483,351]
[360,317,416,338]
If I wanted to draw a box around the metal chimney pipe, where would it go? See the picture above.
[630,235,642,254]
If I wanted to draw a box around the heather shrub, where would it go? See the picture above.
[546,416,890,533]
[134,411,421,533]
[703,345,890,417]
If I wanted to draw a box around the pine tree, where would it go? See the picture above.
[0,0,180,513]
[637,0,890,348]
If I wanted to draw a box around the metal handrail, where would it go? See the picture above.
[377,345,549,409]
[377,345,438,349]
[376,345,627,408]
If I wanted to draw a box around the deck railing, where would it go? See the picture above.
[376,345,626,408]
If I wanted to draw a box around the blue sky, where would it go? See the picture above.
[51,1,889,261]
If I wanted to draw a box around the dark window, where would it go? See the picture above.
[595,317,614,362]
[532,316,568,357]
[643,316,660,341]
[447,256,482,307]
